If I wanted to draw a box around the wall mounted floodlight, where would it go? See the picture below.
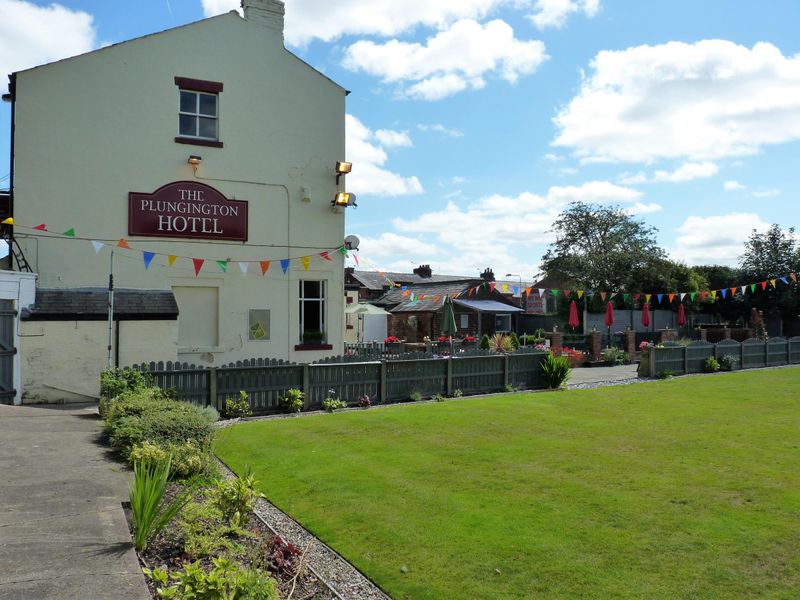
[332,192,356,208]
[188,155,202,166]
[335,161,352,184]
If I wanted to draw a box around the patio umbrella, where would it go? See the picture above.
[568,300,580,329]
[345,303,391,315]
[605,301,614,346]
[676,302,687,328]
[441,296,458,354]
[641,303,651,328]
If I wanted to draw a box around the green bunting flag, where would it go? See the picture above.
[750,283,756,293]
[216,260,228,273]
[690,292,696,301]
[62,228,75,237]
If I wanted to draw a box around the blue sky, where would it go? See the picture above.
[2,0,799,282]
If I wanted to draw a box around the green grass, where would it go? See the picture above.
[215,369,800,599]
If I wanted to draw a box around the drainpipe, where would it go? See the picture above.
[2,74,16,256]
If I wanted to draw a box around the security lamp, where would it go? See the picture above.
[332,192,356,208]
[188,155,202,166]
[335,161,352,184]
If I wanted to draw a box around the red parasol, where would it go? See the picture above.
[677,302,686,328]
[641,303,651,327]
[568,300,580,329]
[604,302,615,328]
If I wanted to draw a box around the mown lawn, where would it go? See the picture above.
[215,368,800,599]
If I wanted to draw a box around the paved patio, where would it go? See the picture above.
[0,403,149,600]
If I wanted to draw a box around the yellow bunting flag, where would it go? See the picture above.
[300,256,310,271]
[645,294,651,303]
[501,284,508,293]
[168,255,177,267]
[770,278,777,288]
[710,290,717,300]
[577,290,584,299]
[1,217,14,225]
[117,238,131,249]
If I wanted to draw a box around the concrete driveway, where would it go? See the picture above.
[0,404,150,600]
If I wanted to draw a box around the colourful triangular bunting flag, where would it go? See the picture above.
[238,262,248,275]
[62,228,75,237]
[33,224,47,231]
[657,294,664,303]
[216,260,228,273]
[320,251,331,261]
[91,240,104,254]
[142,251,155,270]
[280,259,290,274]
[260,260,270,275]
[577,290,584,299]
[168,255,177,267]
[668,293,675,303]
[117,238,131,249]
[192,258,204,276]
[1,217,14,225]
[300,256,310,271]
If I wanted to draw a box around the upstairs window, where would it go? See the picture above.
[179,90,218,140]
[299,280,326,344]
[174,77,223,148]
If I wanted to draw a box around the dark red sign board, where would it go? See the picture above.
[129,181,248,241]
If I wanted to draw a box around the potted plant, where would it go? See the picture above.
[302,329,324,345]
[461,335,478,348]
[384,335,403,352]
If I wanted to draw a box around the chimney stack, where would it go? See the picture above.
[413,264,433,279]
[241,0,285,39]
[480,268,495,282]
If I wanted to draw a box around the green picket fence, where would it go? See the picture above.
[133,350,549,415]
[648,337,800,376]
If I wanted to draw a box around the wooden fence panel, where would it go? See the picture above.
[136,361,210,407]
[742,339,766,369]
[790,337,800,364]
[684,342,714,374]
[386,359,447,401]
[452,355,505,394]
[508,352,547,389]
[216,364,303,415]
[767,337,788,366]
[714,340,742,369]
[652,346,687,375]
[308,362,381,406]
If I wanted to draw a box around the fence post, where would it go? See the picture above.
[764,341,769,367]
[446,357,453,397]
[380,361,388,403]
[683,346,688,374]
[209,367,217,409]
[649,348,657,378]
[503,354,510,388]
[302,364,310,409]
[740,342,744,370]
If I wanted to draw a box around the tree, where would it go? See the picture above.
[739,225,800,319]
[541,202,668,291]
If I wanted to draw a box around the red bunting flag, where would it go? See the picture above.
[633,293,641,301]
[33,223,47,231]
[192,258,204,276]
[259,260,270,275]
[700,291,708,299]
[319,251,331,261]
[600,292,607,301]
[563,289,571,297]
[489,282,496,292]
[761,281,768,291]
[353,254,360,266]
[117,238,131,249]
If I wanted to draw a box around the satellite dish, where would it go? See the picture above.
[344,235,360,250]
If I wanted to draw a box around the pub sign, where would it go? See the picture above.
[129,181,248,241]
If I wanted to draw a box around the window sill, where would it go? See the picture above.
[175,137,223,148]
[294,343,333,351]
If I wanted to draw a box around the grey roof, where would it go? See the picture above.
[22,288,179,320]
[350,270,475,291]
[381,281,481,312]
[454,299,524,313]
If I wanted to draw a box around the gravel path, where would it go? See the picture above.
[216,460,390,600]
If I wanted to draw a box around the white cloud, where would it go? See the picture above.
[343,19,547,100]
[346,114,423,197]
[0,0,96,77]
[553,40,800,164]
[671,212,770,266]
[203,0,513,46]
[374,129,413,148]
[529,0,600,29]
[546,180,642,204]
[417,123,464,138]
[451,176,467,184]
[724,180,746,191]
[752,188,781,198]
[543,153,563,162]
[356,232,440,258]
[621,162,718,184]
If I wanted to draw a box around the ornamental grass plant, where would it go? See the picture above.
[129,456,190,552]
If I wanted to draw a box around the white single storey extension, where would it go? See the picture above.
[3,0,350,403]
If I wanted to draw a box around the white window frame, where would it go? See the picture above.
[299,280,326,342]
[178,89,218,141]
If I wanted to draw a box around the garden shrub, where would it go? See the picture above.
[358,394,371,408]
[510,332,520,350]
[212,468,262,528]
[718,354,740,371]
[109,407,215,458]
[452,388,463,398]
[540,353,571,389]
[489,334,514,354]
[279,388,304,413]
[199,405,220,423]
[144,557,278,600]
[224,390,253,418]
[100,367,152,401]
[322,398,347,412]
[704,356,720,373]
[479,334,491,350]
[602,347,629,365]
[129,440,215,479]
[178,500,248,560]
[432,393,446,402]
[409,391,422,402]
